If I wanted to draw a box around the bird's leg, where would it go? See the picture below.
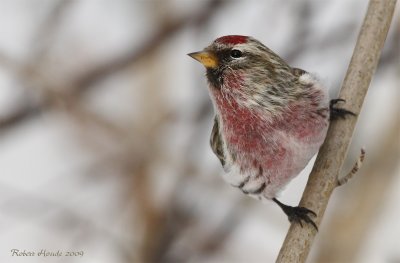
[272,198,318,231]
[330,99,356,120]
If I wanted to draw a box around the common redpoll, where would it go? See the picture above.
[189,35,354,229]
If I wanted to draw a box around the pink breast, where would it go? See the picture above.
[212,90,327,172]
[213,93,285,168]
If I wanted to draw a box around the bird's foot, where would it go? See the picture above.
[273,198,318,231]
[330,99,356,120]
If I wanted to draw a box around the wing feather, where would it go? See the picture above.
[210,116,225,166]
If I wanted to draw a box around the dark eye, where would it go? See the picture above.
[230,49,242,58]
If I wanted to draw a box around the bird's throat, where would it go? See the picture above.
[212,90,267,152]
[206,68,224,88]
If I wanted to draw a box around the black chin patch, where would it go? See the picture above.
[206,68,223,88]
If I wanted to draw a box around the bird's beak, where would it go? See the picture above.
[188,51,218,69]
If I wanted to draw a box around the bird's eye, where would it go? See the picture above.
[230,49,242,58]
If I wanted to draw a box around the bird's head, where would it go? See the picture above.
[188,35,307,116]
[188,35,292,89]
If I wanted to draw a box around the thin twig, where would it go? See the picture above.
[276,0,397,262]
[337,148,366,187]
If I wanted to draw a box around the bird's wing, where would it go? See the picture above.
[210,116,225,166]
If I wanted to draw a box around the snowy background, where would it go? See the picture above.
[0,0,399,262]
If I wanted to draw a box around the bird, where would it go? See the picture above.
[188,35,354,229]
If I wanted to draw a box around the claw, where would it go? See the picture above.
[307,209,317,217]
[330,98,346,106]
[287,206,318,231]
[330,98,356,120]
[273,198,318,231]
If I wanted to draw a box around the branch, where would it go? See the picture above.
[276,0,397,262]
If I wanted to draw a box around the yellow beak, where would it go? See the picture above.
[188,51,218,68]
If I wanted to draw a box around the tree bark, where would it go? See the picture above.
[276,0,397,262]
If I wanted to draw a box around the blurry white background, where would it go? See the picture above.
[0,0,398,262]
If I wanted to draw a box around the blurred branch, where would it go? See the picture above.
[30,0,73,61]
[71,0,225,95]
[0,0,72,133]
[0,103,41,131]
[193,203,246,258]
[276,0,397,262]
[283,2,313,62]
[283,1,357,64]
[285,24,357,64]
[0,181,134,260]
[0,0,225,132]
